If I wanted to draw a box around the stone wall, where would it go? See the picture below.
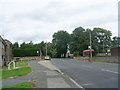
[92,56,119,63]
[111,47,120,56]
[74,56,119,63]
[14,56,44,61]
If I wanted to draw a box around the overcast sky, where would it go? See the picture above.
[0,0,119,44]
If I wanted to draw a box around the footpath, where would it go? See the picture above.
[2,60,81,88]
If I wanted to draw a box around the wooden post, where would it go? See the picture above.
[88,51,90,62]
[82,51,84,61]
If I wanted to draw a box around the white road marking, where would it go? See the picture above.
[69,78,84,88]
[57,69,84,89]
[83,83,93,86]
[101,69,119,74]
[69,77,83,88]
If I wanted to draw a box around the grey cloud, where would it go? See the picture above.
[15,33,52,43]
[9,1,63,23]
[15,34,39,42]
[2,0,114,25]
[0,0,118,43]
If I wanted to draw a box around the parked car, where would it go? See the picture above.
[44,56,51,60]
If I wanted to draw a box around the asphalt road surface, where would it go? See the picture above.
[51,58,119,88]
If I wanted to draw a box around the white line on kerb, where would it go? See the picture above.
[57,69,84,89]
[69,78,84,88]
[101,69,119,74]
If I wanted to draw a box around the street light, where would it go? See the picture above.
[37,51,39,56]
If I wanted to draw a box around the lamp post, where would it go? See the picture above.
[37,51,39,56]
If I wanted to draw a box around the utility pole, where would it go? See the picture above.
[103,39,105,53]
[46,42,47,56]
[40,50,42,59]
[90,30,92,61]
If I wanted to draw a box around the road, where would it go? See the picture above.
[51,58,119,88]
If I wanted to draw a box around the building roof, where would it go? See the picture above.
[0,35,7,46]
[4,39,12,45]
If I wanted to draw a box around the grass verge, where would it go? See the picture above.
[2,67,31,80]
[2,60,31,80]
[2,82,32,89]
[16,60,29,67]
[2,60,29,70]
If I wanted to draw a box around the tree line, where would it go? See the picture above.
[12,26,120,58]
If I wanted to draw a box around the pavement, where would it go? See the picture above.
[2,60,83,88]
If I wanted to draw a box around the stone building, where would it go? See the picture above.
[0,36,12,68]
[0,36,6,67]
[4,39,13,65]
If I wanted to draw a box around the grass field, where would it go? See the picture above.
[2,82,32,89]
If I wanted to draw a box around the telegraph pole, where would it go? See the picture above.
[90,30,92,61]
[40,50,42,59]
[46,42,47,56]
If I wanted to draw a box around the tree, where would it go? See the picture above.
[50,48,57,58]
[92,28,112,53]
[20,42,26,49]
[111,37,120,48]
[12,42,19,49]
[70,27,89,56]
[40,41,46,56]
[12,26,116,58]
[52,30,70,58]
[13,41,38,57]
